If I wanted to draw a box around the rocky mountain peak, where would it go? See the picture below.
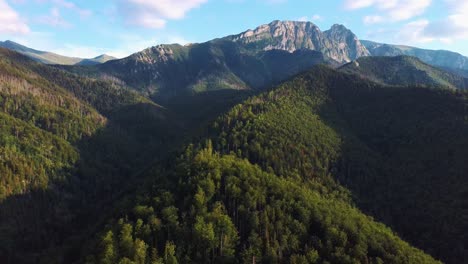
[131,44,175,64]
[227,20,369,63]
[230,20,321,52]
[328,24,349,32]
[323,24,370,61]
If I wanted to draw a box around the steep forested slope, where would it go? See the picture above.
[85,147,438,264]
[78,66,468,264]
[0,49,184,263]
[2,43,467,264]
[208,66,468,263]
[0,48,105,198]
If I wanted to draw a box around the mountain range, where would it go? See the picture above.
[51,21,467,103]
[0,20,467,264]
[0,40,116,65]
[340,55,468,90]
[362,40,468,72]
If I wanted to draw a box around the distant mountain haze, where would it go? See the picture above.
[362,40,468,71]
[0,40,116,65]
[340,55,468,90]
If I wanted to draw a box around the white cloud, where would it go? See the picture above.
[394,0,468,45]
[36,0,92,17]
[396,20,434,44]
[120,0,208,29]
[0,0,30,34]
[363,15,383,24]
[344,0,431,22]
[311,14,323,21]
[296,14,323,22]
[38,7,71,28]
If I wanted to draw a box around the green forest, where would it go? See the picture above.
[0,47,467,264]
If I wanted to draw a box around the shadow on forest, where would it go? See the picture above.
[316,73,468,264]
[0,89,254,263]
[0,102,183,263]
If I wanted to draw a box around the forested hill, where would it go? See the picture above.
[0,48,186,263]
[1,45,467,264]
[339,55,468,90]
[81,66,467,264]
[0,48,105,197]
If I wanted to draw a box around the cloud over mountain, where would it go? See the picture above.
[119,0,208,28]
[344,0,431,23]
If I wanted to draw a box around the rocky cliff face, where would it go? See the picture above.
[323,24,370,63]
[227,20,370,63]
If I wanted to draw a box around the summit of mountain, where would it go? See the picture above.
[225,20,370,63]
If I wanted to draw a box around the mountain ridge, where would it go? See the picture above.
[1,43,467,263]
[58,20,468,104]
[362,40,468,71]
[62,20,371,101]
[340,55,468,90]
[0,40,116,65]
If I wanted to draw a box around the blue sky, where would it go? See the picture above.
[1,0,467,58]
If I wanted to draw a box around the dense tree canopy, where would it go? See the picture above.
[1,48,466,264]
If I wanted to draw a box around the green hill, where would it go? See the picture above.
[1,41,468,263]
[77,66,468,264]
[339,55,468,90]
[0,48,106,197]
[207,66,468,263]
[0,49,185,263]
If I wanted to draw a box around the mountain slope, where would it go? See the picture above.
[0,49,186,263]
[62,20,372,101]
[0,48,106,197]
[0,40,116,65]
[93,40,324,101]
[340,55,468,90]
[362,40,468,71]
[208,66,468,263]
[76,66,461,264]
[77,54,117,66]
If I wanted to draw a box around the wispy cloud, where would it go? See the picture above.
[37,7,71,28]
[119,0,208,29]
[422,0,468,41]
[36,0,92,17]
[297,14,323,22]
[394,1,468,45]
[0,0,30,34]
[344,0,431,23]
[363,15,383,25]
